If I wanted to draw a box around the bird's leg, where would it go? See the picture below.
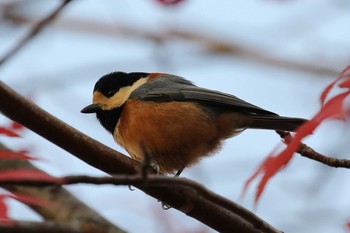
[140,142,161,177]
[127,143,159,191]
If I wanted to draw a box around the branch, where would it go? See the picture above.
[276,131,350,168]
[1,173,283,233]
[298,143,350,168]
[0,220,108,233]
[0,0,72,66]
[0,145,126,233]
[2,9,339,76]
[0,82,282,233]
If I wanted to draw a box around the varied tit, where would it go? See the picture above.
[81,72,307,174]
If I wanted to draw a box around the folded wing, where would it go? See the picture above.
[130,75,277,116]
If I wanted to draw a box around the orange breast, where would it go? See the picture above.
[114,99,245,173]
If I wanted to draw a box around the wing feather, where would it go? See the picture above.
[130,75,277,116]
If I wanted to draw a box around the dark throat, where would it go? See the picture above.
[96,105,124,135]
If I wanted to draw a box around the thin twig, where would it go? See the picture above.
[276,131,350,168]
[298,143,350,168]
[0,81,282,233]
[0,0,72,66]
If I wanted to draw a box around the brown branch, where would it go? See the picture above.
[298,143,350,167]
[0,172,210,188]
[0,145,126,233]
[0,173,262,213]
[0,170,280,232]
[0,0,72,66]
[0,81,282,233]
[0,173,288,233]
[276,131,350,168]
[0,220,108,233]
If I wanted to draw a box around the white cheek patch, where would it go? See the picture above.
[103,77,148,110]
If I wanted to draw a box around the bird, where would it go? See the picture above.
[81,72,307,175]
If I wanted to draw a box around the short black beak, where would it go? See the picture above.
[81,104,102,114]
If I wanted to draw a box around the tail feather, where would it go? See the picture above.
[249,115,307,132]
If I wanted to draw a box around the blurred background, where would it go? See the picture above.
[1,0,350,232]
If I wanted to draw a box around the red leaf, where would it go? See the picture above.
[250,91,350,203]
[9,121,24,131]
[10,193,48,207]
[337,66,350,89]
[320,76,342,105]
[318,92,350,121]
[241,157,265,198]
[320,65,350,105]
[0,120,26,138]
[340,78,350,89]
[0,195,9,222]
[244,65,350,204]
[0,150,36,160]
[0,169,60,183]
[0,192,49,223]
[0,191,51,223]
[0,127,19,137]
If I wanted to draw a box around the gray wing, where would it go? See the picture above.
[130,75,278,116]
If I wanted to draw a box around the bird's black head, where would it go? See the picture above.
[93,72,150,98]
[81,71,149,134]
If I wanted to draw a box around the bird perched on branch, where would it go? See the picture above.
[81,72,306,175]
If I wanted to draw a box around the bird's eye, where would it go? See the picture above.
[106,90,116,97]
